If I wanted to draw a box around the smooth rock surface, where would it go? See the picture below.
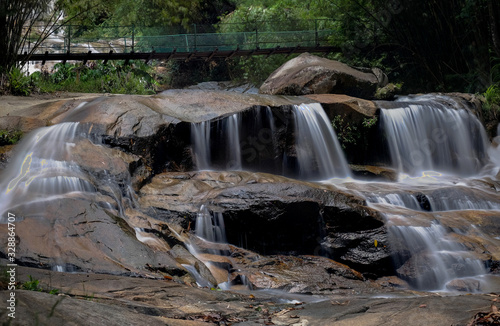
[260,53,382,99]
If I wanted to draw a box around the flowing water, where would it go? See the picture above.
[0,122,94,220]
[191,103,350,179]
[379,95,489,176]
[292,103,351,179]
[1,94,499,292]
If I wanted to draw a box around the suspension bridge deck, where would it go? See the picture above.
[18,20,339,64]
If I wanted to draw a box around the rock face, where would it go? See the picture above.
[259,53,386,99]
[1,263,495,326]
[0,90,499,305]
[139,171,392,276]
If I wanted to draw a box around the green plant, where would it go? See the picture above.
[20,275,59,295]
[8,67,31,96]
[21,275,42,292]
[0,130,23,146]
[362,116,378,128]
[332,115,360,149]
[483,83,500,118]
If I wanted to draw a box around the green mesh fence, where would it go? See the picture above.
[27,19,336,55]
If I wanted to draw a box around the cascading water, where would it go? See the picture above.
[190,103,350,179]
[191,121,211,170]
[184,204,232,288]
[292,103,351,179]
[379,96,489,176]
[389,221,486,290]
[191,113,242,171]
[0,122,94,220]
[195,204,227,245]
[367,190,500,211]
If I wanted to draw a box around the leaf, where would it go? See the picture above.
[374,239,378,247]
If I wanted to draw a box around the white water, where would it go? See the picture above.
[0,122,94,220]
[191,120,211,170]
[380,97,489,176]
[389,221,486,290]
[368,191,500,212]
[184,205,231,288]
[191,103,350,179]
[195,204,227,244]
[226,114,242,170]
[292,103,351,179]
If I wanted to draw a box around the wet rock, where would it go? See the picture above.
[259,53,382,99]
[0,197,181,276]
[169,244,218,286]
[2,263,496,326]
[232,255,365,294]
[0,115,45,134]
[139,171,391,277]
[446,278,481,292]
[349,165,398,182]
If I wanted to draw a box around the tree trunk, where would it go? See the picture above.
[488,0,500,59]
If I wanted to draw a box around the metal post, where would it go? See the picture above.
[315,19,318,46]
[68,25,71,53]
[255,26,259,49]
[193,24,197,51]
[131,25,135,52]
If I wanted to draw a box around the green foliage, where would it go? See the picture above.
[362,116,378,128]
[332,115,360,149]
[483,83,500,117]
[21,275,42,292]
[374,83,403,100]
[31,61,158,94]
[20,275,59,295]
[7,68,32,96]
[0,130,23,146]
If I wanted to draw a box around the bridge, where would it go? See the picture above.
[18,19,340,63]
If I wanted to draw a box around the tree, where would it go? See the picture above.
[0,0,64,74]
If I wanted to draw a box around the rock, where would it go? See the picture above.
[0,115,45,134]
[231,254,365,294]
[305,94,377,121]
[349,165,398,182]
[259,53,382,99]
[2,263,496,326]
[169,244,218,286]
[375,83,403,100]
[139,171,391,276]
[446,278,481,292]
[0,197,181,276]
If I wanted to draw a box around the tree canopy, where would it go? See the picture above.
[2,0,500,94]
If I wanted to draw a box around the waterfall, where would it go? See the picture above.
[190,103,351,179]
[191,113,242,171]
[226,114,242,170]
[191,121,211,170]
[379,96,489,176]
[292,103,351,179]
[389,221,486,290]
[184,204,231,289]
[0,122,94,220]
[368,191,500,212]
[195,204,227,244]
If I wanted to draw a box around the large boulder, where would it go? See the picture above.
[259,53,387,99]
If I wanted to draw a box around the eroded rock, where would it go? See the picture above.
[259,53,383,99]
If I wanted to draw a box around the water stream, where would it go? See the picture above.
[0,94,498,292]
[379,96,489,176]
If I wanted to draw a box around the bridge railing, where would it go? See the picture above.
[22,19,336,55]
